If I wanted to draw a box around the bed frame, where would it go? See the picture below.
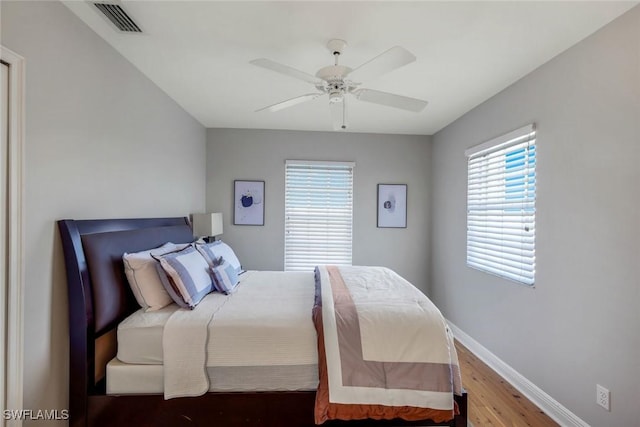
[58,217,467,427]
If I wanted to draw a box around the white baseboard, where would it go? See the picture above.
[448,321,590,427]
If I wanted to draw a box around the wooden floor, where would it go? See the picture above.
[455,341,558,427]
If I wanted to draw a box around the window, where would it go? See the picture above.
[285,160,354,271]
[465,124,536,285]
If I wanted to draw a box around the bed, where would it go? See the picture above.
[58,217,467,427]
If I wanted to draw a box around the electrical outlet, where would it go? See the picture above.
[596,384,610,411]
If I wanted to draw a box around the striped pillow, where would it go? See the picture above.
[157,245,214,309]
[196,241,243,275]
[210,257,239,294]
[155,263,190,310]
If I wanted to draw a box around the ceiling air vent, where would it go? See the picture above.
[93,2,142,33]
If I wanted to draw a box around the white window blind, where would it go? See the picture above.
[466,124,536,285]
[285,160,354,271]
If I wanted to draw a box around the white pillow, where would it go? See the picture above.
[123,242,190,311]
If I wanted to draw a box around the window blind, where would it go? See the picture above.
[466,124,536,285]
[285,160,354,271]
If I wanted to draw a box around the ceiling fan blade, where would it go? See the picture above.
[256,93,323,112]
[348,46,416,83]
[250,58,323,86]
[353,89,427,112]
[329,100,347,131]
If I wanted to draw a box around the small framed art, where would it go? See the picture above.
[377,184,407,228]
[234,180,265,225]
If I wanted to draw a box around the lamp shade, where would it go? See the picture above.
[192,213,223,238]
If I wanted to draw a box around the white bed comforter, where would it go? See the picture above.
[162,270,317,399]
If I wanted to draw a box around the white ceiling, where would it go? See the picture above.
[63,1,637,135]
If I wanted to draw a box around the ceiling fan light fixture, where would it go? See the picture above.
[329,90,344,103]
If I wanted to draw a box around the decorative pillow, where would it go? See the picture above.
[210,256,240,294]
[123,242,190,311]
[196,240,243,275]
[155,263,189,309]
[156,245,214,309]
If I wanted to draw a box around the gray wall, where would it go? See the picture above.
[431,6,639,426]
[1,1,206,421]
[206,128,432,291]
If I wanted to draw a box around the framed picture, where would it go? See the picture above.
[377,184,407,228]
[234,180,265,225]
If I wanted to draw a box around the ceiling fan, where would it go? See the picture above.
[250,39,428,130]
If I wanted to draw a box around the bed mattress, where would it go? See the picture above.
[111,270,319,394]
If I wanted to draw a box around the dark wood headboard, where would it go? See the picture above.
[57,217,194,426]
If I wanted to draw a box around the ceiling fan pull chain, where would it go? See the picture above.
[342,97,347,130]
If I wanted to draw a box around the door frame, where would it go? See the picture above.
[1,45,25,426]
